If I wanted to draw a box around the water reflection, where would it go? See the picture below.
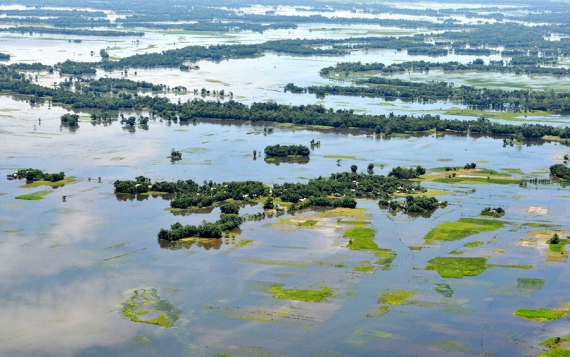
[264,156,310,165]
[158,237,238,251]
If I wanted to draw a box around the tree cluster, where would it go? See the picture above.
[264,144,310,157]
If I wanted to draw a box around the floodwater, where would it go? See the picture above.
[1,4,570,357]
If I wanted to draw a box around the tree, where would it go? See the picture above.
[548,233,560,244]
[263,197,274,209]
[351,165,358,173]
[220,203,240,215]
[367,163,374,171]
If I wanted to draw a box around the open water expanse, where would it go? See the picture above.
[1,4,570,356]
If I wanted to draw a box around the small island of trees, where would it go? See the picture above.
[264,144,310,157]
[8,168,65,182]
[480,207,505,218]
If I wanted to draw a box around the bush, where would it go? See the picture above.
[220,203,240,214]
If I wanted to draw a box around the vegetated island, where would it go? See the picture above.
[113,168,448,241]
[264,144,310,157]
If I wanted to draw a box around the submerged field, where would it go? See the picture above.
[2,2,570,357]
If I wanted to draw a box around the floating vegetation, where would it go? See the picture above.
[122,288,181,328]
[354,265,374,271]
[434,283,454,298]
[338,219,370,226]
[378,290,415,305]
[513,308,569,321]
[408,246,423,251]
[15,190,53,200]
[365,305,389,317]
[424,218,504,243]
[267,284,333,303]
[236,239,254,247]
[426,257,488,278]
[345,328,404,344]
[374,249,397,268]
[463,241,483,248]
[517,278,546,290]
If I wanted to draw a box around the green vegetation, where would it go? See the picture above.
[168,149,182,162]
[513,308,569,322]
[10,168,65,183]
[517,278,546,290]
[480,207,505,218]
[236,240,253,247]
[264,144,310,157]
[374,249,397,267]
[550,164,570,180]
[365,305,389,318]
[434,283,454,298]
[158,215,244,240]
[122,288,181,328]
[426,257,488,278]
[424,218,505,243]
[299,220,318,227]
[381,195,447,214]
[378,290,415,305]
[354,265,374,271]
[220,203,240,215]
[541,335,570,348]
[267,284,333,303]
[345,228,377,251]
[324,155,355,159]
[15,190,53,200]
[463,241,483,248]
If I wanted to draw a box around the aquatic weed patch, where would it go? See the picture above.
[424,218,504,243]
[267,284,333,303]
[15,190,53,200]
[463,241,483,248]
[426,257,489,278]
[122,288,181,327]
[377,290,415,305]
[514,308,569,321]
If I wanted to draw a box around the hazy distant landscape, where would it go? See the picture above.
[1,0,570,356]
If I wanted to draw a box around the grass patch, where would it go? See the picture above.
[424,218,504,243]
[444,108,552,121]
[354,265,375,271]
[426,257,489,278]
[20,177,74,188]
[501,168,525,175]
[549,239,568,253]
[15,190,53,200]
[541,335,570,348]
[346,228,377,251]
[365,305,389,317]
[409,246,423,251]
[236,240,254,247]
[374,249,397,267]
[267,284,333,302]
[299,220,318,227]
[513,308,569,321]
[338,220,370,226]
[464,241,483,248]
[377,290,415,305]
[428,176,521,185]
[488,264,532,270]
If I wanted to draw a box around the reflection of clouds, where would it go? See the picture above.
[0,277,153,356]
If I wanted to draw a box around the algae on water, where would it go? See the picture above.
[122,288,182,327]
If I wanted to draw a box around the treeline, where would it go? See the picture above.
[264,144,310,157]
[158,215,244,240]
[2,65,570,139]
[114,171,426,212]
[0,26,143,37]
[321,60,570,77]
[9,168,65,182]
[0,53,9,60]
[290,78,570,114]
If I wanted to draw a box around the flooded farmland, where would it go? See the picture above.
[1,1,570,356]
